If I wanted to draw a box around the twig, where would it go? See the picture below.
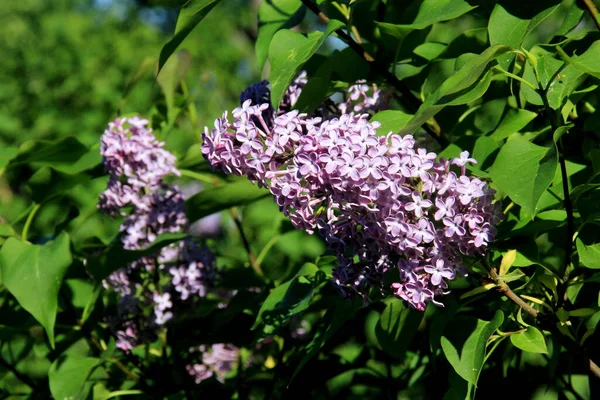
[229,208,263,277]
[480,257,539,317]
[590,358,600,379]
[581,0,600,31]
[537,67,575,292]
[299,0,448,147]
[0,356,38,390]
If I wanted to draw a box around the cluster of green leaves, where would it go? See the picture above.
[2,0,600,398]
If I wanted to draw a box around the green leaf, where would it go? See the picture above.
[293,76,331,113]
[12,136,90,169]
[375,299,423,359]
[186,180,270,221]
[86,232,188,281]
[399,45,511,135]
[440,311,504,386]
[0,146,18,171]
[27,167,90,203]
[371,110,413,136]
[489,108,538,141]
[568,40,600,79]
[48,355,99,400]
[0,233,72,347]
[268,19,345,108]
[157,50,192,122]
[488,3,560,68]
[252,271,325,338]
[157,0,223,74]
[256,0,305,71]
[489,137,558,216]
[576,238,600,269]
[510,326,548,354]
[386,0,476,29]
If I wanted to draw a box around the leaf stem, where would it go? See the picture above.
[229,208,263,277]
[492,66,538,90]
[21,203,41,242]
[532,55,575,296]
[298,0,448,147]
[581,0,600,31]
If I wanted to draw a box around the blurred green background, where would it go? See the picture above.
[0,0,257,148]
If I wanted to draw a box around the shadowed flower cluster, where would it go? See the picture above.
[186,344,240,384]
[202,76,501,310]
[98,117,215,351]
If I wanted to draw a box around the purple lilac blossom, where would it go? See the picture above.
[186,344,239,384]
[98,117,216,350]
[202,79,502,311]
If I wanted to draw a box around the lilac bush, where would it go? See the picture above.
[202,78,502,310]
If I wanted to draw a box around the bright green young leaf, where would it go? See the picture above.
[371,110,413,136]
[375,299,423,359]
[186,179,270,221]
[510,326,548,354]
[158,0,223,73]
[256,0,305,71]
[576,238,600,269]
[48,355,99,400]
[399,45,511,135]
[268,19,345,108]
[0,232,72,347]
[489,137,558,216]
[440,310,504,386]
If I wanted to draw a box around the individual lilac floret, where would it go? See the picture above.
[99,117,217,349]
[186,344,239,384]
[279,71,308,113]
[338,80,389,115]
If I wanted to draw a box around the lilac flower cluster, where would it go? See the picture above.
[202,77,501,311]
[98,117,215,351]
[186,344,240,384]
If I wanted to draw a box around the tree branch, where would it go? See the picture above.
[480,257,538,317]
[299,0,448,147]
[0,356,38,391]
[581,0,600,31]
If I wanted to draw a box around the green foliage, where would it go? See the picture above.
[268,19,344,107]
[0,233,72,347]
[2,0,600,398]
[489,137,557,215]
[158,0,223,73]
